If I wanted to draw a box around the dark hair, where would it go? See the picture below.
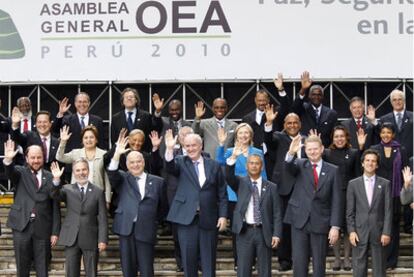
[35,110,51,122]
[81,125,99,143]
[361,148,380,164]
[379,122,395,134]
[255,89,269,99]
[121,87,140,107]
[329,125,351,149]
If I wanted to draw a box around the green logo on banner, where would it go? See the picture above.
[0,10,25,59]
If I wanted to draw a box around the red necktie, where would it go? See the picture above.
[23,119,29,132]
[33,171,40,189]
[42,137,48,162]
[312,164,319,190]
[356,119,361,130]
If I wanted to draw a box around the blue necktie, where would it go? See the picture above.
[193,161,199,177]
[127,112,134,131]
[252,181,262,224]
[80,116,85,129]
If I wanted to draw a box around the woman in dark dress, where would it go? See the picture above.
[323,125,362,271]
[370,122,408,270]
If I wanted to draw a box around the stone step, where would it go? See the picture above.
[0,268,412,277]
[0,256,412,271]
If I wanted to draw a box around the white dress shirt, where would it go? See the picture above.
[245,177,262,224]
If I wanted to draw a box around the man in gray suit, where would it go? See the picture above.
[347,149,392,277]
[226,154,282,277]
[192,98,237,159]
[284,135,342,277]
[3,140,61,277]
[51,159,108,277]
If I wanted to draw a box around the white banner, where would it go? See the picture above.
[0,0,412,81]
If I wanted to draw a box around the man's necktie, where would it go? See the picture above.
[314,108,319,125]
[356,119,362,130]
[396,112,403,131]
[252,181,262,224]
[80,116,86,129]
[33,171,40,189]
[312,164,319,190]
[42,137,48,162]
[217,120,224,128]
[127,112,134,131]
[367,178,374,206]
[23,119,28,132]
[80,187,84,201]
[193,161,200,177]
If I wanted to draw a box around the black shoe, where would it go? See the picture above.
[279,262,292,272]
[234,265,238,271]
[252,265,256,271]
[176,266,183,272]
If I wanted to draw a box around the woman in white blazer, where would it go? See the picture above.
[56,125,111,205]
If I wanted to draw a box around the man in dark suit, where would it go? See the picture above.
[341,97,376,150]
[263,112,305,271]
[284,135,342,277]
[226,154,282,277]
[107,138,166,277]
[110,88,163,153]
[242,75,290,176]
[3,140,61,277]
[164,130,228,277]
[10,108,59,171]
[51,159,108,277]
[347,149,392,277]
[52,92,106,152]
[292,71,338,147]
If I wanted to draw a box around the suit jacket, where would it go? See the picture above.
[52,183,108,250]
[292,95,338,147]
[159,117,191,156]
[341,116,376,150]
[263,130,306,196]
[6,164,61,239]
[284,158,342,234]
[166,155,228,229]
[242,94,291,149]
[346,176,392,242]
[52,113,106,152]
[10,129,59,171]
[379,111,413,157]
[192,117,238,160]
[107,170,166,244]
[111,108,163,153]
[226,164,282,248]
[56,146,111,203]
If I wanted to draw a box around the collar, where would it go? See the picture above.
[77,182,88,190]
[41,134,51,140]
[393,110,405,117]
[250,176,262,184]
[311,159,323,168]
[77,112,89,118]
[363,174,376,182]
[256,109,264,115]
[125,108,137,114]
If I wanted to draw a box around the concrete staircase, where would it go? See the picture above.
[0,200,412,277]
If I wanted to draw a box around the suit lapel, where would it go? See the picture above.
[83,183,93,203]
[72,183,83,202]
[316,161,328,192]
[357,177,371,209]
[184,157,201,189]
[126,173,142,199]
[319,106,328,126]
[143,175,153,199]
[370,176,382,210]
[259,181,269,206]
[303,161,316,195]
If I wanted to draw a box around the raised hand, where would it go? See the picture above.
[308,129,320,138]
[231,142,244,158]
[288,135,302,155]
[149,131,162,150]
[118,128,128,143]
[217,128,227,146]
[152,93,164,112]
[3,139,18,162]
[60,125,72,143]
[11,107,22,127]
[50,161,64,180]
[57,97,71,117]
[264,104,278,124]
[366,105,376,122]
[356,128,367,150]
[300,71,312,95]
[164,129,177,150]
[194,101,206,120]
[402,166,413,189]
[114,133,129,159]
[274,73,284,91]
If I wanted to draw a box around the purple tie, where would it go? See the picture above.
[367,178,374,206]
